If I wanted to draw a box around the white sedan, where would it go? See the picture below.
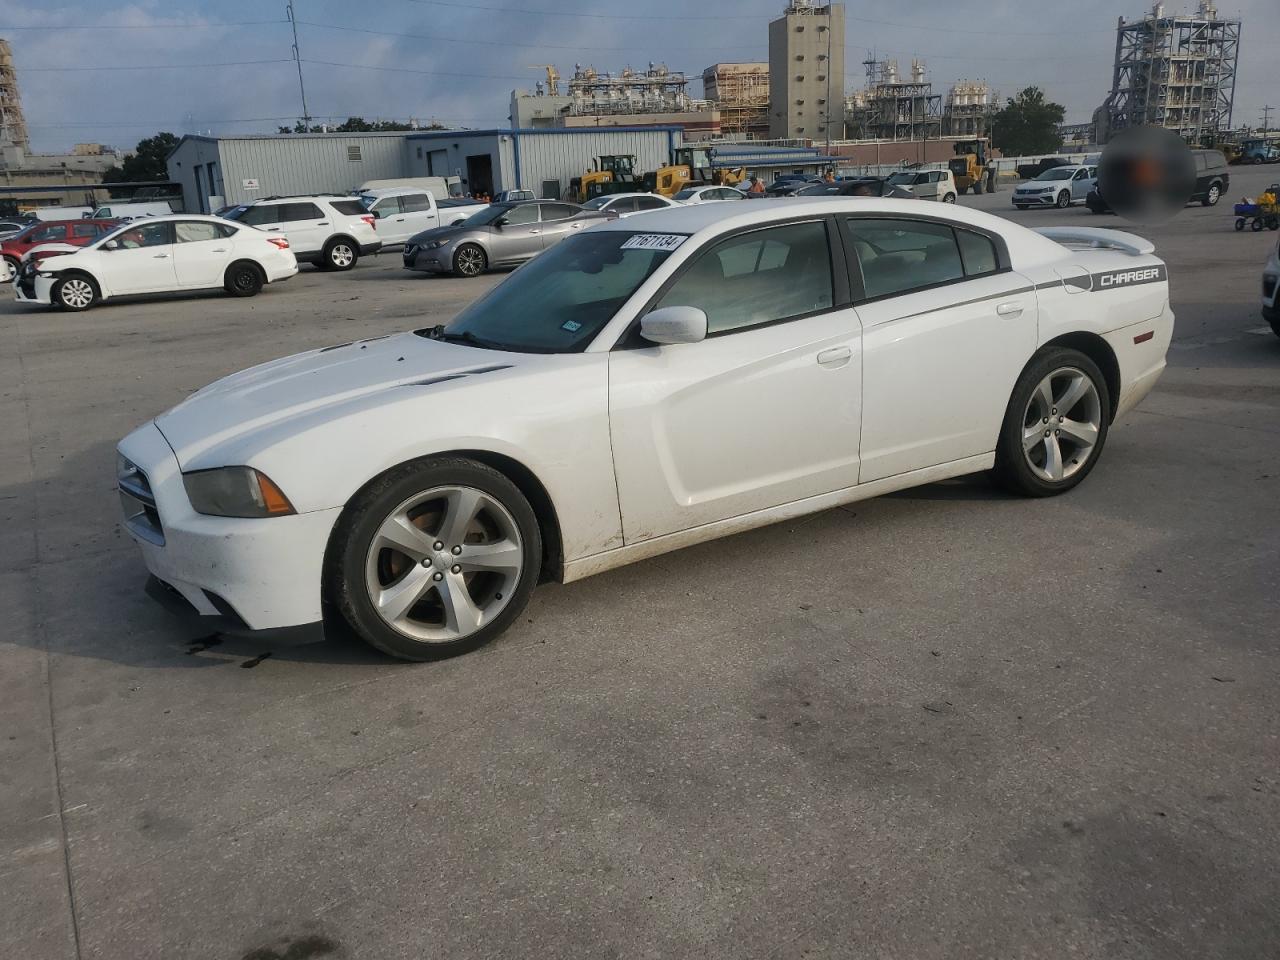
[581,192,681,217]
[673,185,748,204]
[14,215,298,311]
[118,200,1173,661]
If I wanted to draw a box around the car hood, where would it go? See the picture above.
[154,332,519,467]
[407,222,488,245]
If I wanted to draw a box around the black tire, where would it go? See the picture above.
[223,261,264,297]
[1235,218,1246,231]
[51,272,98,311]
[1202,183,1221,207]
[452,243,487,278]
[1265,307,1280,338]
[326,457,543,662]
[1015,204,1029,211]
[992,347,1112,498]
[1252,218,1265,232]
[1055,191,1070,209]
[322,238,358,271]
[973,180,984,195]
[2,255,17,274]
[1270,218,1280,231]
[942,193,957,204]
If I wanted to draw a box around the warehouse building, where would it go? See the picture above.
[167,127,681,212]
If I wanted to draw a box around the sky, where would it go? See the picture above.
[1,0,1276,153]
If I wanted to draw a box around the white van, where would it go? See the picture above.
[357,188,486,245]
[89,201,173,220]
[356,176,463,201]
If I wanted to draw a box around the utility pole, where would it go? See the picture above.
[286,1,311,130]
[1262,105,1274,135]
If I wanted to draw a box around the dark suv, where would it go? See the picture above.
[1087,149,1230,214]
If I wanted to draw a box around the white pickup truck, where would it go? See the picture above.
[357,188,488,246]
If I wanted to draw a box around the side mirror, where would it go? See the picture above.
[103,239,120,251]
[493,218,507,228]
[640,305,707,345]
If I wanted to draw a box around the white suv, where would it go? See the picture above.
[221,195,381,270]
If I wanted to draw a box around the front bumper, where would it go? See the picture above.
[13,271,54,305]
[117,420,343,631]
[1013,191,1058,206]
[403,243,451,273]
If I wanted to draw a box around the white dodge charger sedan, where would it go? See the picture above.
[118,199,1173,661]
[14,214,298,310]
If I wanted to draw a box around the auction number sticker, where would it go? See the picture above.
[621,234,687,252]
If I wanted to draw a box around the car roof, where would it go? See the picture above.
[602,192,671,201]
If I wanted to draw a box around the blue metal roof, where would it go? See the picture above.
[406,126,683,139]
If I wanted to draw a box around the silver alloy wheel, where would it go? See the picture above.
[330,243,354,268]
[364,485,523,643]
[59,277,94,309]
[1021,366,1102,483]
[1207,184,1220,204]
[455,246,484,276]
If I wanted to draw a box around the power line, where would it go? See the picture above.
[18,59,294,72]
[301,58,529,81]
[0,20,288,30]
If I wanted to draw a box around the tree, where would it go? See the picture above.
[275,117,446,134]
[991,87,1066,156]
[104,132,179,182]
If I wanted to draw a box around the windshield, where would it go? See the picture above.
[673,189,698,201]
[582,196,612,210]
[417,231,679,353]
[1035,167,1075,181]
[461,204,516,226]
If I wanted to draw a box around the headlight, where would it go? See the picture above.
[425,239,449,249]
[183,467,295,518]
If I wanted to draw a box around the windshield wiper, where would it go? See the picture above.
[423,326,509,351]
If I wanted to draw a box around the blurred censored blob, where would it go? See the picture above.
[1097,127,1196,223]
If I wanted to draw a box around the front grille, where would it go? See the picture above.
[118,456,164,545]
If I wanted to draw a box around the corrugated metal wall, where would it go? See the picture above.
[213,135,407,205]
[167,137,223,213]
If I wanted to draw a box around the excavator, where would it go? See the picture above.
[568,155,642,203]
[644,146,748,197]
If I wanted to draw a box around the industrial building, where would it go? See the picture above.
[1098,1,1240,142]
[768,1,845,141]
[166,127,682,211]
[845,59,942,142]
[0,38,29,152]
[702,63,771,138]
[943,80,997,138]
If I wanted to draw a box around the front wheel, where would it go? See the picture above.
[1202,184,1221,207]
[1055,191,1070,209]
[993,347,1111,497]
[452,243,487,278]
[1235,217,1246,231]
[973,181,984,195]
[327,457,542,661]
[323,239,357,271]
[52,273,97,311]
[942,193,957,204]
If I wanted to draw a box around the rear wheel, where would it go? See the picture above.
[52,273,97,311]
[993,347,1111,497]
[973,180,984,195]
[322,238,357,271]
[452,243,487,278]
[1202,183,1221,207]
[224,261,264,297]
[942,193,957,203]
[2,254,17,274]
[327,457,542,661]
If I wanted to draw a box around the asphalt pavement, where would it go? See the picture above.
[1,166,1277,960]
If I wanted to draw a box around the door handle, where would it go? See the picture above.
[211,247,227,252]
[528,229,541,234]
[996,302,1024,317]
[816,346,852,368]
[317,221,329,226]
[152,253,169,259]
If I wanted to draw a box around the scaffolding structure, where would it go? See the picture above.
[1104,2,1240,141]
[565,62,704,117]
[845,58,943,141]
[944,80,997,138]
[703,63,770,138]
[0,39,30,152]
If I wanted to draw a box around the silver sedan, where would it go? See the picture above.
[403,200,614,277]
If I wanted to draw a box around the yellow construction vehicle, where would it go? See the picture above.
[948,138,991,195]
[568,155,640,203]
[645,146,748,197]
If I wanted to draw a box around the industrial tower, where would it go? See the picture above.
[0,38,30,151]
[1101,2,1240,142]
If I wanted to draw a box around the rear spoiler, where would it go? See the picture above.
[1034,226,1155,257]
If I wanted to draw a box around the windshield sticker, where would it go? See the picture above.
[561,320,583,332]
[621,234,686,252]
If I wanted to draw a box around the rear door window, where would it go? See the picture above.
[280,202,323,222]
[400,193,432,212]
[539,203,578,221]
[71,222,100,239]
[845,218,966,300]
[329,199,367,217]
[174,221,222,243]
[231,205,280,226]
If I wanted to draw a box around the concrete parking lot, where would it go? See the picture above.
[3,168,1278,960]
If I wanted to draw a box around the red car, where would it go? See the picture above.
[0,219,121,270]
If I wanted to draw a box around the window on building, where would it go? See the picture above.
[347,145,363,162]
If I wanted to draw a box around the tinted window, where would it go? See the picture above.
[72,222,100,238]
[956,229,999,277]
[634,196,667,211]
[501,203,539,225]
[846,218,964,299]
[370,197,401,216]
[539,203,578,221]
[329,199,366,216]
[28,224,65,243]
[400,193,432,212]
[656,221,833,335]
[227,205,279,226]
[280,202,322,222]
[174,221,222,243]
